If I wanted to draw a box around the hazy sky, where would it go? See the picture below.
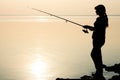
[0,0,120,16]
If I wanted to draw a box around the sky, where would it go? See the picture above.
[0,0,120,16]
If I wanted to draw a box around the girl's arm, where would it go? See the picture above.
[83,25,94,31]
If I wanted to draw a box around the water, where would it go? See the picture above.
[0,16,120,80]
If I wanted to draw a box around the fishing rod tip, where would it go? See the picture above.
[27,6,29,8]
[27,6,32,9]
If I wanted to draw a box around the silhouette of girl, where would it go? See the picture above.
[83,5,108,80]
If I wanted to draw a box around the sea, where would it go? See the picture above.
[0,15,120,80]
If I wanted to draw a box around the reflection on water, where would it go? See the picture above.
[28,54,48,79]
[0,15,95,22]
[0,16,120,80]
[0,15,65,22]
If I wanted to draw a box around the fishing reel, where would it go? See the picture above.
[82,28,89,33]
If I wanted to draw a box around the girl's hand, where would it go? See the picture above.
[83,25,94,31]
[83,25,90,29]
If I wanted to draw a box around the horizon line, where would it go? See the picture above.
[0,15,120,17]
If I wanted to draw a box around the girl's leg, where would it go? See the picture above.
[91,48,103,76]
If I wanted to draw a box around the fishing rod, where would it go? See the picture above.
[32,8,88,33]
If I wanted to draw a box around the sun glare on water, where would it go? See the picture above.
[31,60,47,75]
[28,55,48,78]
[36,16,50,22]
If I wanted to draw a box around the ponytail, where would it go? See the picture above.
[105,13,109,27]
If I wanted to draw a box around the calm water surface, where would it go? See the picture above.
[0,16,120,80]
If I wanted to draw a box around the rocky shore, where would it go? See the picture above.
[56,63,120,80]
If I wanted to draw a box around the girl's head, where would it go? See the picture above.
[95,5,106,16]
[95,5,109,27]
